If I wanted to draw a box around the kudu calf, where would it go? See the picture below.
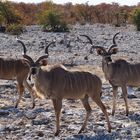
[18,39,111,136]
[0,39,35,108]
[82,33,140,116]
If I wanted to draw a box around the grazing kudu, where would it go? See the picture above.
[18,39,111,136]
[0,39,35,108]
[82,32,140,116]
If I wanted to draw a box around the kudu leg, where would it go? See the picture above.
[15,83,24,108]
[93,97,111,133]
[24,80,35,108]
[121,86,129,116]
[78,96,92,134]
[112,86,118,116]
[52,99,62,136]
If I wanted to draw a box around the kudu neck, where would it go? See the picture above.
[102,57,113,80]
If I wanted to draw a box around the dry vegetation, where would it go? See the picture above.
[0,1,140,26]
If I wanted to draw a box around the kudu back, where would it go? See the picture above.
[0,41,35,108]
[82,33,140,116]
[19,39,111,136]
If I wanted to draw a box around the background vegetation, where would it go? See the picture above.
[131,8,140,31]
[0,1,140,32]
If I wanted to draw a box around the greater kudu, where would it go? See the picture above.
[18,39,111,136]
[82,33,140,116]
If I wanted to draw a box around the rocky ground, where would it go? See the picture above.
[0,24,140,139]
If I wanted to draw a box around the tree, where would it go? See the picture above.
[75,2,94,24]
[131,8,140,31]
[0,1,21,26]
[38,8,69,32]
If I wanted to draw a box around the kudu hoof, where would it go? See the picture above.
[126,113,129,116]
[54,131,60,136]
[14,104,18,108]
[78,128,84,134]
[111,111,115,116]
[126,111,129,116]
[32,102,35,109]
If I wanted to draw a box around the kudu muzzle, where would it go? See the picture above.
[31,67,38,75]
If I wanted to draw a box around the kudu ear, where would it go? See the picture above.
[39,59,48,66]
[96,48,104,55]
[109,47,118,54]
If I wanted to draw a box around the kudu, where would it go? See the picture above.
[0,39,35,108]
[82,32,140,116]
[19,39,111,136]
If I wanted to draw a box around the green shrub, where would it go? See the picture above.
[0,1,21,26]
[42,22,69,32]
[6,24,24,35]
[131,8,140,31]
[38,10,69,32]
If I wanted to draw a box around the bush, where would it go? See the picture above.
[38,10,69,32]
[6,24,24,35]
[0,26,6,33]
[42,22,69,32]
[0,1,21,26]
[131,8,140,31]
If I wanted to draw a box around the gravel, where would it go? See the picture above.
[0,24,140,139]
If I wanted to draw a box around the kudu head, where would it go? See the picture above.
[17,39,54,76]
[80,33,120,63]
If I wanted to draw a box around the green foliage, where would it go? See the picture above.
[0,1,21,26]
[6,24,24,35]
[38,10,69,32]
[131,8,140,31]
[0,14,4,25]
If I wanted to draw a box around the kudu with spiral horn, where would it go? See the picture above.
[0,39,35,108]
[81,32,140,116]
[19,39,111,136]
